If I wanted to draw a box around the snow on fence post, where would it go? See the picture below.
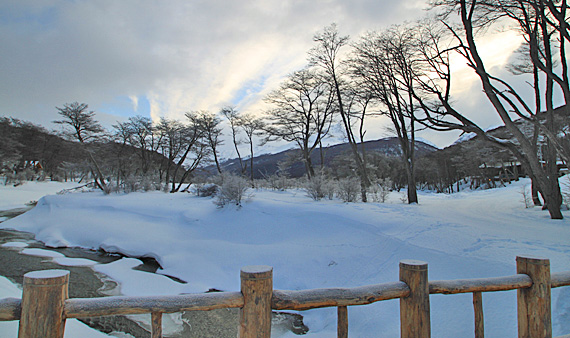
[239,265,273,338]
[18,270,69,338]
[516,256,552,338]
[399,260,430,338]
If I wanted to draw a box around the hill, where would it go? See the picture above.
[210,137,438,179]
[0,117,171,184]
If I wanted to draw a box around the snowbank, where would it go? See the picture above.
[1,179,569,337]
[0,180,82,210]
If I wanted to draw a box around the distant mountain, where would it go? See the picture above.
[207,137,438,179]
[438,105,570,164]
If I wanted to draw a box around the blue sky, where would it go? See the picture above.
[0,0,537,157]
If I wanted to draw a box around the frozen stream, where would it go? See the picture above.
[0,209,307,338]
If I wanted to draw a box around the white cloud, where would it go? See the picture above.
[129,95,139,114]
[0,0,531,150]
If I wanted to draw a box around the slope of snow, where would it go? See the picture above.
[0,180,82,210]
[1,179,569,337]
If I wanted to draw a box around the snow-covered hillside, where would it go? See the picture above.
[1,179,569,337]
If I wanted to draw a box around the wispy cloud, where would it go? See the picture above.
[0,0,528,149]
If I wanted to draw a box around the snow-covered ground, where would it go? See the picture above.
[0,179,569,337]
[0,179,122,337]
[0,180,81,211]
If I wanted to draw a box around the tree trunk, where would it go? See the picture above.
[213,151,222,174]
[531,177,543,206]
[407,170,418,204]
[459,2,562,219]
[304,157,315,179]
[250,141,255,182]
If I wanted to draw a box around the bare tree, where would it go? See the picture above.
[195,111,223,174]
[263,68,335,179]
[419,0,568,218]
[221,107,246,175]
[114,116,163,176]
[350,26,423,204]
[157,115,206,193]
[237,113,265,181]
[309,24,372,201]
[53,102,108,191]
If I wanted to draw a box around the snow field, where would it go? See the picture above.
[0,179,569,337]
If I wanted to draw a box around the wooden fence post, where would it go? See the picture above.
[18,270,70,338]
[516,256,552,338]
[473,291,484,338]
[239,265,273,338]
[338,306,348,338]
[151,312,162,338]
[400,260,430,338]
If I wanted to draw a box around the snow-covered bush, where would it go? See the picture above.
[122,175,139,193]
[3,173,15,186]
[196,183,218,197]
[400,192,408,204]
[140,175,156,192]
[324,181,335,200]
[520,185,533,208]
[336,177,360,203]
[260,174,290,191]
[304,175,334,201]
[215,174,250,207]
[370,178,391,203]
[6,169,36,185]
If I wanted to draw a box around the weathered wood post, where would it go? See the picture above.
[18,270,70,338]
[473,291,484,338]
[400,260,430,338]
[151,312,162,338]
[516,256,552,338]
[337,306,348,338]
[239,265,273,338]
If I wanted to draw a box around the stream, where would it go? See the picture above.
[0,208,308,337]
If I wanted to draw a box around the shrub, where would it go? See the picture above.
[324,180,335,200]
[215,174,250,207]
[400,192,408,204]
[336,177,360,203]
[260,173,290,191]
[304,175,330,201]
[370,178,392,203]
[521,185,533,208]
[197,183,219,197]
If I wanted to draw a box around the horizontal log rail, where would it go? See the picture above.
[272,281,410,310]
[552,271,570,288]
[64,291,244,318]
[429,274,533,294]
[0,297,20,321]
[1,257,569,338]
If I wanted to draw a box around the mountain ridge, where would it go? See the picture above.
[208,137,439,179]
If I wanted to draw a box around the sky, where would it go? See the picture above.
[0,0,541,158]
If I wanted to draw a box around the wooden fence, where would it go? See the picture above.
[1,255,569,338]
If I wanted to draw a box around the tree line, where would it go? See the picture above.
[1,0,569,219]
[262,0,570,219]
